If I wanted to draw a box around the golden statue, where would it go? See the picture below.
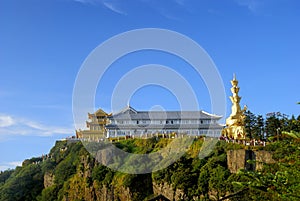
[222,74,247,139]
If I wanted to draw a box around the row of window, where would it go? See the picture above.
[107,129,221,136]
[90,126,102,131]
[110,119,215,125]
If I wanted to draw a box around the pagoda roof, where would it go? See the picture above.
[110,106,222,120]
[95,108,108,115]
[88,108,111,117]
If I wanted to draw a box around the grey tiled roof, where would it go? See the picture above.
[105,124,223,129]
[110,106,222,120]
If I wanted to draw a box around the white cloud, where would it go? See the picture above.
[0,114,74,137]
[0,161,22,171]
[8,161,22,167]
[0,115,15,127]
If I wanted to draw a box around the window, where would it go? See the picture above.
[202,120,211,124]
[182,120,189,124]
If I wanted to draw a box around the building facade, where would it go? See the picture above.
[76,106,223,140]
[75,109,111,139]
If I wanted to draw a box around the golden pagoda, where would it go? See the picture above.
[76,109,111,139]
[222,74,247,139]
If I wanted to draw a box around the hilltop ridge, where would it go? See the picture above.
[0,136,299,201]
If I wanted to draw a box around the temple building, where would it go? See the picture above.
[76,106,223,140]
[75,109,111,139]
[222,74,247,139]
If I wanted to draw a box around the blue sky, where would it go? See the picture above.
[0,0,299,170]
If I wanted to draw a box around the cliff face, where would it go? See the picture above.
[15,139,205,201]
[44,147,146,201]
[227,149,247,173]
[33,140,157,201]
[1,139,284,201]
[227,149,275,173]
[43,172,55,188]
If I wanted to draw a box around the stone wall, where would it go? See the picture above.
[227,149,275,173]
[227,149,247,173]
[254,150,276,170]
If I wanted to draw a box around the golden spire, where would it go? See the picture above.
[222,74,247,140]
[231,73,238,87]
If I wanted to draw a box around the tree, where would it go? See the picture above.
[244,110,265,139]
[244,110,256,139]
[198,167,210,198]
[265,115,281,139]
[255,115,265,139]
[36,185,59,201]
[285,115,300,133]
[54,156,76,185]
[170,157,199,199]
[0,169,14,186]
[0,164,43,201]
[208,165,230,200]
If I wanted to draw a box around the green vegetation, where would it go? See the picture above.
[0,165,43,201]
[0,113,299,200]
[229,139,300,201]
[244,110,300,140]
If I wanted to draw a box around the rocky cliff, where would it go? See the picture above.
[2,138,292,201]
[227,149,276,173]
